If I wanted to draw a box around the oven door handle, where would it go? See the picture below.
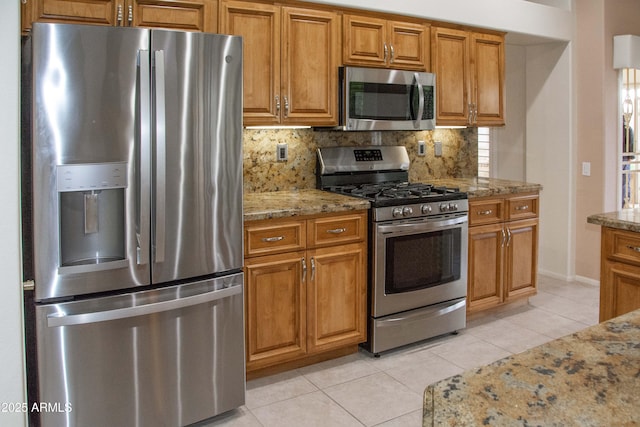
[377,215,468,235]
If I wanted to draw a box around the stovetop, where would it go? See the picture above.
[327,181,467,207]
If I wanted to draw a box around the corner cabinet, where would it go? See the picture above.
[467,193,539,313]
[342,13,429,71]
[599,227,640,322]
[243,211,367,377]
[21,0,217,34]
[220,1,340,126]
[431,26,505,126]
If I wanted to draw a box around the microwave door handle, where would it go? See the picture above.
[413,73,425,129]
[153,50,166,264]
[137,50,151,266]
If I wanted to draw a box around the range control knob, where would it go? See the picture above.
[421,204,432,214]
[449,203,459,211]
[439,203,449,212]
[402,207,413,217]
[392,207,404,218]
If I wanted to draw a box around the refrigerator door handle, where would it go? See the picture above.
[138,49,151,266]
[153,49,166,264]
[47,284,242,327]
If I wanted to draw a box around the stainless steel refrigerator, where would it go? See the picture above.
[27,22,244,427]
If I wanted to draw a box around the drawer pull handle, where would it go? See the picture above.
[626,245,640,253]
[326,228,346,234]
[515,205,530,211]
[262,236,284,243]
[477,209,493,216]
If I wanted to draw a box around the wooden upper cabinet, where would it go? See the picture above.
[431,27,470,126]
[471,32,505,126]
[282,6,339,125]
[22,0,217,34]
[220,1,281,124]
[343,13,429,71]
[131,0,217,32]
[220,1,339,126]
[431,26,505,126]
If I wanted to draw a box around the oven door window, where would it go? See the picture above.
[385,228,461,294]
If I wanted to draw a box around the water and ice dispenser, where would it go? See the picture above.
[57,163,128,273]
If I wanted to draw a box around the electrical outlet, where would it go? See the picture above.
[582,161,591,176]
[434,141,443,157]
[277,143,288,162]
[418,140,426,156]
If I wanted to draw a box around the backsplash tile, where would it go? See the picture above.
[243,128,478,193]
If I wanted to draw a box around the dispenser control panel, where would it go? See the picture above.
[57,162,128,192]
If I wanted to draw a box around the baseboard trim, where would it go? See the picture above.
[573,275,600,287]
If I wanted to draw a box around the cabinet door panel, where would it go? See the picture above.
[31,0,119,26]
[389,21,428,70]
[467,223,504,312]
[431,27,470,125]
[472,32,504,126]
[282,7,339,125]
[343,14,387,67]
[133,0,216,32]
[245,252,306,370]
[505,219,538,300]
[601,262,640,322]
[220,1,281,125]
[307,244,366,352]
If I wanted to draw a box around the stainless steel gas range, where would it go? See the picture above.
[317,146,468,355]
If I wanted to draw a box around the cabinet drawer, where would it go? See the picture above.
[604,227,640,267]
[469,199,504,226]
[245,220,306,257]
[308,212,367,248]
[507,194,539,220]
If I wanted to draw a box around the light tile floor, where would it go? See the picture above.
[199,275,600,427]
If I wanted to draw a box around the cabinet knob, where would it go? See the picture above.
[515,205,529,211]
[275,95,280,114]
[128,5,133,25]
[283,96,289,118]
[261,236,284,242]
[383,43,388,63]
[626,245,640,253]
[477,209,493,216]
[389,44,395,63]
[117,4,123,25]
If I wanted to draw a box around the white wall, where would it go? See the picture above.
[526,42,575,280]
[494,44,527,181]
[307,0,572,41]
[0,1,28,426]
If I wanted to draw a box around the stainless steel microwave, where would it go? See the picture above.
[339,66,436,131]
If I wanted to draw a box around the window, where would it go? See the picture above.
[478,127,491,178]
[620,68,640,208]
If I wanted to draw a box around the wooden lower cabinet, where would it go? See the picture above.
[599,227,640,321]
[244,211,367,375]
[467,194,539,313]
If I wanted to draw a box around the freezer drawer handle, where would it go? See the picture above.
[47,285,242,328]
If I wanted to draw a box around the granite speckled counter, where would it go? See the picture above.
[243,178,541,221]
[243,189,370,222]
[428,177,542,198]
[587,209,640,232]
[422,309,640,426]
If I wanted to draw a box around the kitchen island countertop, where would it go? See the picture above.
[587,209,640,232]
[244,178,541,221]
[422,308,640,426]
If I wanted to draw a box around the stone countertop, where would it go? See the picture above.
[243,179,540,221]
[243,189,370,222]
[428,177,542,198]
[422,309,640,426]
[587,209,640,232]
